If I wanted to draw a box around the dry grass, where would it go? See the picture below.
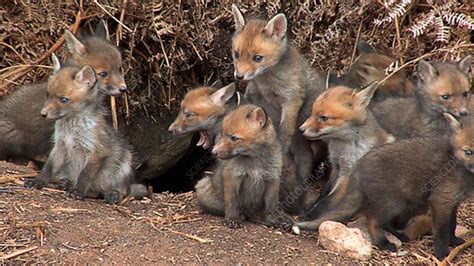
[0,1,472,123]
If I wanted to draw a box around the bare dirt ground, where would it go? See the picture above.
[0,161,473,264]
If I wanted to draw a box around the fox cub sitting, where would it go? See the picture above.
[0,21,128,162]
[25,54,140,204]
[298,113,474,260]
[195,105,295,229]
[300,82,395,219]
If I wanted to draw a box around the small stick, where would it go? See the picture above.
[350,21,363,65]
[1,173,38,179]
[51,207,91,213]
[16,222,45,229]
[110,96,118,130]
[0,173,38,185]
[0,246,38,261]
[172,218,202,224]
[168,229,213,243]
[440,237,474,266]
[42,187,66,193]
[93,0,132,32]
[393,15,403,64]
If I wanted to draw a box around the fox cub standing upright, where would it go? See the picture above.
[298,113,474,260]
[231,5,326,210]
[168,82,239,149]
[372,55,472,139]
[299,83,395,219]
[25,55,138,204]
[195,105,295,229]
[0,21,128,162]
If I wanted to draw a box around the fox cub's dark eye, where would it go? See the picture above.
[464,149,472,156]
[441,95,450,100]
[253,55,263,63]
[463,91,470,97]
[230,135,240,142]
[319,115,329,122]
[184,112,194,119]
[59,96,70,104]
[234,50,239,59]
[98,71,108,78]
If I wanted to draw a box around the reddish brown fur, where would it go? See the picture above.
[196,105,295,229]
[68,36,126,94]
[232,20,286,78]
[302,86,367,131]
[333,41,415,101]
[353,52,415,95]
[171,87,223,133]
[213,105,270,158]
[371,57,472,139]
[422,64,471,117]
[42,68,89,117]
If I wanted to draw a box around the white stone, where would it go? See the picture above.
[318,221,372,260]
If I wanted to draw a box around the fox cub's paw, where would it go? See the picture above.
[69,190,86,200]
[266,214,294,232]
[224,218,242,229]
[104,191,123,205]
[24,178,46,189]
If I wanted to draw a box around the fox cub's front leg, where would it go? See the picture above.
[223,173,243,229]
[264,178,294,230]
[25,148,65,189]
[280,97,303,152]
[70,156,103,201]
[25,160,54,189]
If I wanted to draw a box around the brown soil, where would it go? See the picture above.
[1,171,473,265]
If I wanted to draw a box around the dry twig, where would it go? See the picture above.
[0,246,38,261]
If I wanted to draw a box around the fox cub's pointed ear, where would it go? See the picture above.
[65,30,87,57]
[75,66,97,90]
[356,81,379,108]
[210,83,236,105]
[357,41,376,54]
[249,106,268,128]
[444,113,462,133]
[51,53,61,75]
[417,60,438,83]
[458,55,472,76]
[232,4,245,31]
[265,14,287,39]
[95,19,110,41]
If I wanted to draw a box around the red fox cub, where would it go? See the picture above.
[330,41,415,101]
[0,21,128,161]
[66,21,128,96]
[195,105,296,230]
[299,83,395,219]
[169,83,305,214]
[168,82,238,149]
[231,5,326,207]
[371,55,472,139]
[298,113,474,260]
[25,55,141,204]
